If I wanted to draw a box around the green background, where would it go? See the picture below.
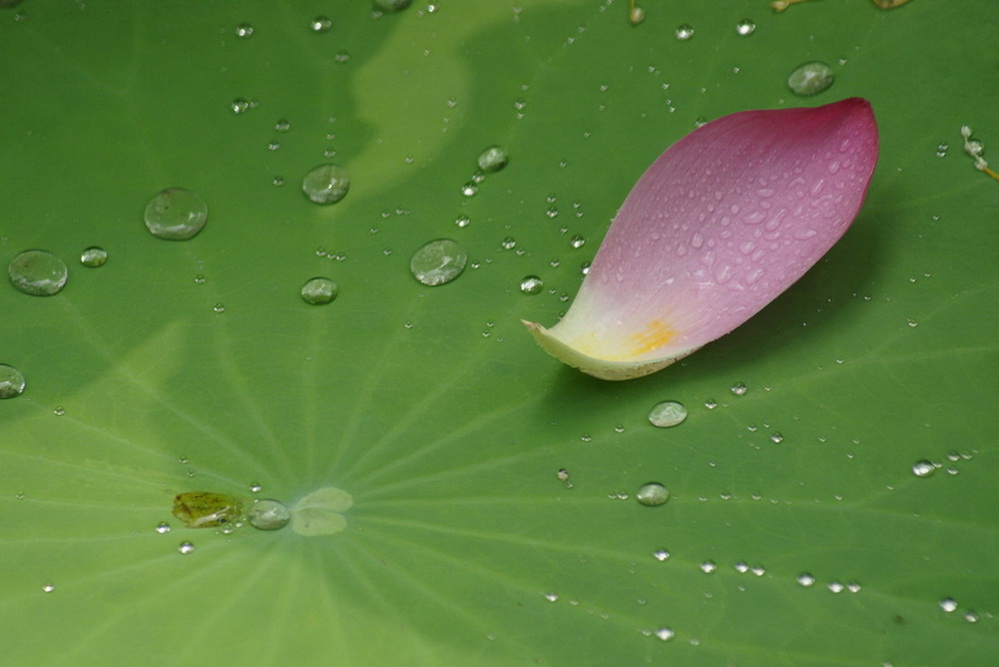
[1,0,996,664]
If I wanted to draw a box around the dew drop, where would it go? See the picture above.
[730,382,748,396]
[796,572,816,587]
[300,277,338,305]
[178,541,195,555]
[309,15,332,32]
[912,460,936,477]
[735,19,756,35]
[144,188,208,240]
[519,275,544,295]
[700,560,717,574]
[543,592,559,602]
[230,97,251,114]
[213,302,226,313]
[787,61,835,96]
[569,234,586,249]
[79,246,108,267]
[935,142,948,157]
[704,398,717,409]
[636,483,670,507]
[477,145,509,172]
[654,627,675,642]
[770,432,784,444]
[410,239,467,286]
[247,499,291,531]
[964,610,980,623]
[648,400,688,428]
[734,562,750,573]
[939,597,958,612]
[42,584,55,593]
[302,164,350,204]
[500,237,517,250]
[234,22,254,38]
[828,581,845,593]
[674,24,694,40]
[629,6,645,25]
[653,549,671,562]
[194,274,206,284]
[8,249,69,295]
[0,364,27,399]
[52,406,65,416]
[454,214,471,228]
[460,182,479,197]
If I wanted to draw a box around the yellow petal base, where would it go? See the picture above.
[522,320,694,381]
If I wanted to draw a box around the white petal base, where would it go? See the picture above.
[522,320,695,381]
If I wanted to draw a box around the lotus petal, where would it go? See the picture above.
[524,98,879,380]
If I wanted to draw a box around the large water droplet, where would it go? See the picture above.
[648,400,687,428]
[519,275,544,295]
[787,61,835,96]
[0,364,27,399]
[912,460,936,477]
[477,145,509,172]
[636,482,670,506]
[302,164,350,204]
[247,499,291,530]
[8,250,68,295]
[301,277,338,305]
[410,239,467,286]
[144,188,208,240]
[80,246,108,267]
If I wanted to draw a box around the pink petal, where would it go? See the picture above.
[525,98,879,380]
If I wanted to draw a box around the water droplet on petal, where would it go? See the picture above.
[519,275,544,295]
[477,145,509,172]
[654,627,675,641]
[700,560,717,574]
[247,499,291,530]
[796,572,816,587]
[144,188,208,240]
[653,549,671,561]
[0,364,26,399]
[787,61,835,96]
[648,400,688,428]
[410,239,467,286]
[912,460,936,477]
[42,584,55,593]
[636,482,670,506]
[155,522,171,534]
[79,246,108,267]
[939,597,958,613]
[234,22,254,38]
[300,277,338,305]
[674,24,694,40]
[309,16,332,32]
[302,164,350,204]
[8,250,69,295]
[735,19,756,35]
[730,382,748,396]
[178,541,195,555]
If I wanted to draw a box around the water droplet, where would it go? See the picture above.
[556,468,570,483]
[249,482,263,493]
[674,24,694,40]
[648,400,688,428]
[545,205,559,218]
[234,22,254,38]
[144,188,208,240]
[912,460,936,477]
[410,239,467,286]
[8,249,69,295]
[477,145,509,172]
[846,581,862,593]
[636,482,670,506]
[79,246,107,267]
[300,277,338,305]
[787,61,835,96]
[730,382,748,396]
[302,164,350,204]
[653,549,671,561]
[654,627,675,641]
[500,237,517,250]
[309,16,332,32]
[0,364,27,399]
[178,541,195,555]
[751,565,767,577]
[172,491,242,528]
[964,610,979,623]
[155,522,171,534]
[569,234,586,249]
[629,6,645,25]
[247,499,291,531]
[735,19,756,35]
[935,142,948,157]
[828,581,845,593]
[939,597,958,612]
[42,584,55,593]
[734,562,750,573]
[230,97,252,114]
[194,274,206,284]
[699,560,717,574]
[454,214,471,228]
[460,182,478,197]
[770,432,784,444]
[213,302,226,313]
[334,49,350,63]
[796,573,816,587]
[52,405,65,416]
[519,275,544,295]
[543,592,559,602]
[704,399,717,409]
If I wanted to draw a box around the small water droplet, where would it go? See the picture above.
[213,302,226,313]
[309,16,332,32]
[0,364,27,399]
[735,19,756,35]
[178,541,195,555]
[629,6,645,25]
[79,246,108,267]
[828,581,845,593]
[460,182,479,197]
[477,145,509,172]
[8,249,69,295]
[700,560,717,574]
[935,142,948,157]
[543,592,559,602]
[546,206,559,218]
[730,382,748,396]
[636,483,669,507]
[964,610,980,623]
[734,562,750,573]
[454,214,471,228]
[234,22,254,38]
[796,573,816,587]
[556,468,570,484]
[302,164,350,204]
[144,188,208,240]
[912,460,935,477]
[247,499,291,530]
[846,581,862,593]
[787,61,835,96]
[704,399,717,409]
[648,400,688,428]
[654,627,675,641]
[653,549,671,561]
[42,584,55,593]
[939,597,958,613]
[53,406,65,416]
[410,239,467,286]
[770,432,784,444]
[569,234,586,249]
[500,237,517,250]
[519,275,544,295]
[674,24,694,40]
[230,97,252,114]
[155,522,171,534]
[194,274,206,284]
[300,277,338,305]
